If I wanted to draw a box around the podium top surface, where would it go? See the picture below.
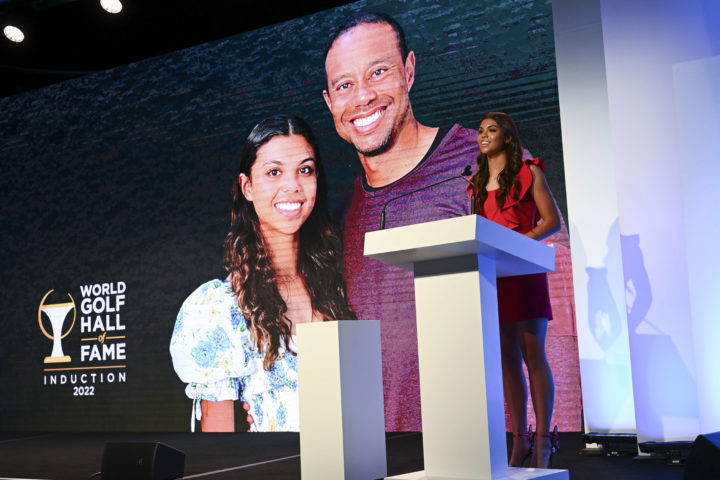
[364,215,555,277]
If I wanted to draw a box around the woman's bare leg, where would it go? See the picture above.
[500,322,531,466]
[517,318,555,468]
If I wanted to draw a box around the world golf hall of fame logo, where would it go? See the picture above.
[38,289,77,363]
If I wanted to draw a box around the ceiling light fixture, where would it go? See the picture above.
[3,25,24,43]
[99,0,122,14]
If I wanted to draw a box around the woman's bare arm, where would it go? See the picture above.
[526,164,561,241]
[201,400,235,432]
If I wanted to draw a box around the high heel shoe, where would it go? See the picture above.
[528,424,535,450]
[532,425,559,468]
[509,426,533,467]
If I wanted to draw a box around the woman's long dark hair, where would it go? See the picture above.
[470,112,524,213]
[224,115,355,370]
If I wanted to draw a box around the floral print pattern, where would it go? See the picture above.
[170,279,299,431]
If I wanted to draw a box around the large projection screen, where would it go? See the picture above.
[0,0,576,432]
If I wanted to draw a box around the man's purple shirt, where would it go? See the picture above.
[342,124,478,431]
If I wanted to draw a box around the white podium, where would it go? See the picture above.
[297,320,387,480]
[365,215,568,480]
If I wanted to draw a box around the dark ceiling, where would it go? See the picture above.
[0,0,353,99]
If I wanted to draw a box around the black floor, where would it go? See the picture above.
[0,432,685,480]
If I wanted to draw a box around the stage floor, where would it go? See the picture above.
[0,432,683,480]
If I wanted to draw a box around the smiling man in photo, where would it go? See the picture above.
[323,12,479,431]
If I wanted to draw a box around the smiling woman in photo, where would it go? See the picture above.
[170,114,355,432]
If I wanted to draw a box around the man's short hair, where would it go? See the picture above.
[324,11,409,65]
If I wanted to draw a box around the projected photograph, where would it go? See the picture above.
[0,0,578,434]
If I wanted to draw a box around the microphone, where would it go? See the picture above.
[459,165,478,216]
[379,165,477,230]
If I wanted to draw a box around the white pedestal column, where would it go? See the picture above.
[298,320,387,480]
[366,216,569,480]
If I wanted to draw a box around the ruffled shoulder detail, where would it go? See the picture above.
[466,158,545,199]
[169,279,257,402]
[501,157,544,212]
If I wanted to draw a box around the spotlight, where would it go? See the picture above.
[638,440,693,466]
[581,432,637,456]
[100,0,123,14]
[3,25,25,43]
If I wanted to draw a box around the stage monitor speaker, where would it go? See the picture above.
[101,442,185,480]
[684,431,720,480]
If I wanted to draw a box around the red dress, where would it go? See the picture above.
[472,158,553,324]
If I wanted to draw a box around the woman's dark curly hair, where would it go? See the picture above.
[224,115,355,370]
[470,111,524,213]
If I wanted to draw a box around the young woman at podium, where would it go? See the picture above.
[469,111,561,468]
[170,115,354,432]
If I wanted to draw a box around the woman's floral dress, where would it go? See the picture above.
[170,279,299,432]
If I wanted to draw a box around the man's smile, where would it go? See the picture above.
[352,108,385,128]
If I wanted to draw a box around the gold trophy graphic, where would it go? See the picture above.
[38,290,76,363]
